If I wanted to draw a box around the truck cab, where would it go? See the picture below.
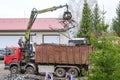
[4,47,22,73]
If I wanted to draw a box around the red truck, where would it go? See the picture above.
[4,4,93,78]
[4,44,93,77]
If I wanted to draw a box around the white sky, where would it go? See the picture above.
[0,0,119,23]
[0,0,119,48]
[0,0,68,18]
[98,0,119,23]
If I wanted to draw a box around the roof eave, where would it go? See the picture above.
[0,29,67,32]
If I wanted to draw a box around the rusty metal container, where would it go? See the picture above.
[35,44,93,65]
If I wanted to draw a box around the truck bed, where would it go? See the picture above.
[35,44,93,65]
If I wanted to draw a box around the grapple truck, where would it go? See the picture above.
[4,44,93,77]
[4,4,93,78]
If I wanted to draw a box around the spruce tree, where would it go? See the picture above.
[77,0,93,44]
[93,4,101,38]
[88,36,120,80]
[99,9,109,33]
[112,2,120,37]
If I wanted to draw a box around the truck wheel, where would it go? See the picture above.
[68,68,79,77]
[25,66,34,74]
[55,68,66,77]
[10,66,18,74]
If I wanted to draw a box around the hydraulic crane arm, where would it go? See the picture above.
[24,4,72,58]
[25,4,70,47]
[36,5,67,14]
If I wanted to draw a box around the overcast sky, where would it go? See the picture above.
[0,0,119,48]
[98,0,119,23]
[0,0,68,18]
[0,0,119,23]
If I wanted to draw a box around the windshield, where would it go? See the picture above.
[6,49,16,55]
[6,49,13,55]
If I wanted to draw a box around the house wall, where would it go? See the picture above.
[35,31,69,44]
[0,31,69,48]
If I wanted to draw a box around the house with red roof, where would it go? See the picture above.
[0,18,70,48]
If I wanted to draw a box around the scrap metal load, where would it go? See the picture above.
[35,44,93,65]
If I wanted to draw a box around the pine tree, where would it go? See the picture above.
[88,36,120,80]
[112,2,120,37]
[77,0,93,44]
[93,4,101,38]
[99,9,109,33]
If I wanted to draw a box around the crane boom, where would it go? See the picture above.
[24,4,72,59]
[25,4,69,45]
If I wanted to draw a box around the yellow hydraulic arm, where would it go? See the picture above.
[25,5,67,44]
[24,4,72,58]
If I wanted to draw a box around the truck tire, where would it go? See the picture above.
[10,66,18,74]
[68,68,79,77]
[55,68,66,77]
[25,66,34,74]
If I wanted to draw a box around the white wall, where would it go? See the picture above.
[0,31,69,48]
[35,31,69,44]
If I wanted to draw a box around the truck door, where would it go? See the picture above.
[4,48,19,65]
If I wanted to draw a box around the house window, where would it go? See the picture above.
[43,35,60,44]
[0,35,35,48]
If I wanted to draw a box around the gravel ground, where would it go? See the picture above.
[0,60,10,80]
[0,60,10,77]
[0,60,86,80]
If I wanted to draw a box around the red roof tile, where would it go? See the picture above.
[0,18,65,31]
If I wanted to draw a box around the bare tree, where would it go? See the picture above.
[67,0,97,37]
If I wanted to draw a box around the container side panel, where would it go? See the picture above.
[54,45,61,64]
[42,45,48,63]
[48,45,55,63]
[35,44,93,65]
[35,45,43,63]
[67,47,74,64]
[74,47,80,64]
[82,46,87,64]
[79,46,82,64]
[61,46,68,64]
